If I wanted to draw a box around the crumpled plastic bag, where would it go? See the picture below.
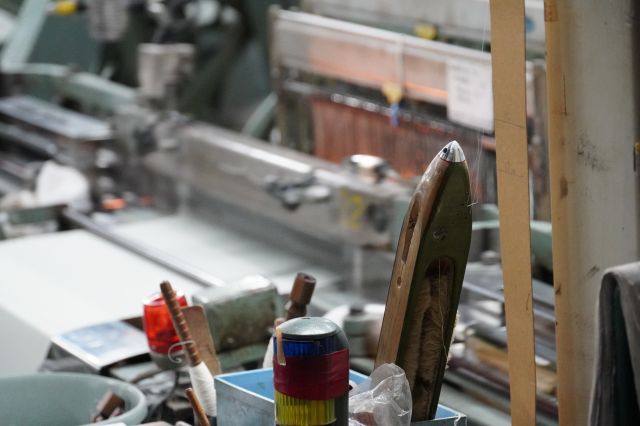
[349,363,412,426]
[0,161,90,211]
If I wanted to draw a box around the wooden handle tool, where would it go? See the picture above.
[285,272,316,320]
[160,280,201,366]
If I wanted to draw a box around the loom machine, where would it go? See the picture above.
[0,0,557,424]
[267,6,557,422]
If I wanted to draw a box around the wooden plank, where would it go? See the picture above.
[466,336,557,395]
[544,0,640,421]
[489,1,537,425]
[183,305,222,376]
[542,1,576,423]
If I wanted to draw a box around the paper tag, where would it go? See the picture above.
[446,58,494,132]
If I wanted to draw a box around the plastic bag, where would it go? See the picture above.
[0,161,90,211]
[349,363,412,426]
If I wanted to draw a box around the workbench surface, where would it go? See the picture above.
[0,213,341,375]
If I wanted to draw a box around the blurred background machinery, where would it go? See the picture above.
[0,1,556,425]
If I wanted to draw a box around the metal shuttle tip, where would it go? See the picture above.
[438,141,465,163]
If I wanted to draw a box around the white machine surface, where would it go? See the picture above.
[0,213,341,376]
[0,212,514,425]
[112,213,342,294]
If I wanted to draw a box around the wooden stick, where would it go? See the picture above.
[489,1,537,424]
[160,280,201,367]
[186,387,211,426]
[285,273,316,320]
[543,1,592,424]
[543,3,574,422]
[466,336,557,395]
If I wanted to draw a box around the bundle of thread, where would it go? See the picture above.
[274,317,350,426]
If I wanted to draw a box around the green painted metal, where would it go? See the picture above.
[0,0,135,114]
[0,0,48,69]
[469,204,553,273]
[1,0,280,129]
[241,92,277,139]
[192,279,284,371]
[0,0,21,14]
[11,63,137,113]
[30,14,100,72]
[178,16,246,121]
[0,0,99,70]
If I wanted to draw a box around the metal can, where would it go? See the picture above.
[273,317,349,426]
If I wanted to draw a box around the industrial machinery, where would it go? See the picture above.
[0,1,557,425]
[301,0,546,54]
[270,8,549,220]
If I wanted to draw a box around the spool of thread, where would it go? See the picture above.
[273,317,349,426]
[189,362,217,417]
[160,281,216,417]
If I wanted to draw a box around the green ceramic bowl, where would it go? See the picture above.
[0,372,147,426]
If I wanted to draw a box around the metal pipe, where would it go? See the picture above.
[62,209,224,288]
[0,123,61,159]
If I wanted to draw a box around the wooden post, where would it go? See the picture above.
[489,1,537,424]
[544,1,640,424]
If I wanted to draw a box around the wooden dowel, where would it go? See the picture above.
[285,273,316,320]
[160,280,201,366]
[186,387,211,426]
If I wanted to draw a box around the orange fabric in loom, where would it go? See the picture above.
[310,98,486,202]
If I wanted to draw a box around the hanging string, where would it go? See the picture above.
[468,17,491,208]
[382,34,406,127]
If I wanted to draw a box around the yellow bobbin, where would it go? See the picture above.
[381,82,403,105]
[53,0,78,16]
[415,23,438,40]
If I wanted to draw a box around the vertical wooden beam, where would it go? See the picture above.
[543,1,575,422]
[544,1,640,424]
[489,1,537,425]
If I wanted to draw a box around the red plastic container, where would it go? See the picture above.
[142,291,187,355]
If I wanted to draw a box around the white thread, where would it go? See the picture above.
[263,338,275,368]
[395,34,406,91]
[471,17,490,208]
[189,362,217,416]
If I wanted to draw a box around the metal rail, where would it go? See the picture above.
[63,209,224,288]
[302,0,545,51]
